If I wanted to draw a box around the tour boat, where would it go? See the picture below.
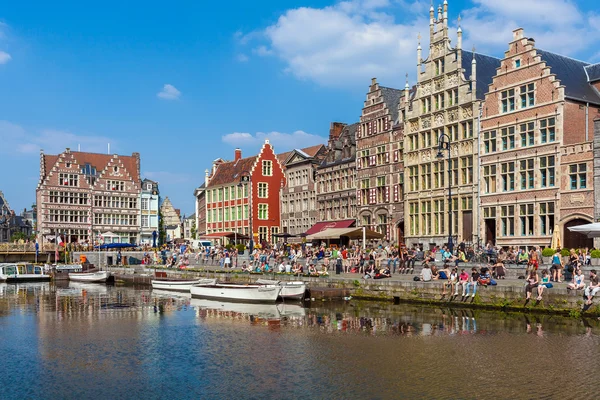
[151,278,206,292]
[256,279,307,300]
[190,279,281,303]
[68,270,111,283]
[0,263,51,282]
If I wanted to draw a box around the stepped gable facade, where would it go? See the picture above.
[36,148,142,245]
[403,2,500,249]
[356,78,411,244]
[280,144,326,239]
[316,122,358,223]
[480,28,600,249]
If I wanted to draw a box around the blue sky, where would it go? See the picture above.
[1,0,598,215]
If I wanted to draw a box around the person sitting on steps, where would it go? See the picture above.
[584,269,600,306]
[567,268,585,291]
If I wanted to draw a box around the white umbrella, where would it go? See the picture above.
[567,223,600,238]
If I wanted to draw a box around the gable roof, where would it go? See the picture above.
[277,144,325,165]
[380,86,404,122]
[206,155,258,187]
[41,150,141,183]
[461,50,502,100]
[281,144,326,166]
[586,63,600,83]
[535,50,600,105]
[320,122,358,168]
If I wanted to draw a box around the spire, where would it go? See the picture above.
[457,15,462,49]
[437,4,442,22]
[471,45,477,97]
[443,0,448,34]
[417,33,422,72]
[429,1,435,41]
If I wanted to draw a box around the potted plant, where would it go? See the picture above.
[541,248,555,265]
[561,248,571,264]
[590,249,600,266]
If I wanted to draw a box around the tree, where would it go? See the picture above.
[191,220,197,240]
[158,209,167,246]
[10,231,28,242]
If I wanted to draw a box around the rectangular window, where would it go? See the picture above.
[257,182,268,198]
[262,160,272,176]
[520,83,535,108]
[501,162,515,191]
[450,159,458,186]
[141,215,149,227]
[569,163,587,189]
[540,117,556,143]
[258,204,268,220]
[483,165,497,193]
[520,122,534,147]
[59,173,79,187]
[461,156,473,185]
[106,180,124,191]
[501,89,515,113]
[501,205,515,236]
[258,226,268,243]
[483,130,497,153]
[433,199,444,235]
[501,127,515,150]
[421,201,431,235]
[539,202,555,236]
[433,161,445,189]
[520,159,534,189]
[141,198,148,210]
[515,59,521,68]
[519,203,534,236]
[540,156,555,187]
[420,163,431,190]
[461,121,473,139]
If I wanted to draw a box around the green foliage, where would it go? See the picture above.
[10,232,28,242]
[190,220,197,240]
[225,244,234,250]
[590,250,600,259]
[235,244,246,254]
[560,248,571,257]
[352,280,361,288]
[541,248,555,257]
[158,209,166,246]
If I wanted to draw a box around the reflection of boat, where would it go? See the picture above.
[152,289,192,299]
[190,279,281,303]
[0,263,51,282]
[256,279,306,300]
[69,271,111,283]
[151,278,205,292]
[190,298,280,318]
[68,281,109,294]
[277,303,306,318]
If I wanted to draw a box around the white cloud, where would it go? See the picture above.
[157,84,181,100]
[0,120,114,155]
[243,0,599,87]
[222,130,327,152]
[236,53,249,62]
[0,50,10,64]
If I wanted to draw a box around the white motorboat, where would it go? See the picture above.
[68,271,111,283]
[190,279,281,303]
[151,278,206,292]
[0,263,51,282]
[256,279,307,300]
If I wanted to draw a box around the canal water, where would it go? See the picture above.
[1,282,599,400]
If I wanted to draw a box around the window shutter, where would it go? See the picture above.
[385,186,390,202]
[357,190,361,205]
[385,152,390,163]
[357,158,362,169]
[394,150,399,163]
[393,185,399,202]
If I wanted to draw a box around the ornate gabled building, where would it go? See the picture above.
[160,197,182,243]
[279,145,326,239]
[356,78,411,244]
[0,191,33,242]
[36,148,142,245]
[315,122,358,230]
[403,2,500,249]
[480,28,600,249]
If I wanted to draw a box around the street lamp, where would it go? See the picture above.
[238,171,253,255]
[436,133,454,253]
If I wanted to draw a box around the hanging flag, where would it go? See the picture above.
[35,241,39,258]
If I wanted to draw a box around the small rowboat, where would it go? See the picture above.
[190,279,281,303]
[68,271,111,283]
[256,279,307,300]
[151,278,206,292]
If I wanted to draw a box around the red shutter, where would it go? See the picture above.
[385,186,390,202]
[394,150,399,162]
[394,185,399,202]
[385,152,390,163]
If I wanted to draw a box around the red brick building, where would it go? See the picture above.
[36,148,142,246]
[203,140,287,245]
[480,28,600,249]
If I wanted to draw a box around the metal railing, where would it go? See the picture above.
[0,243,58,253]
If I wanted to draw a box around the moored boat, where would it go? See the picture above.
[256,279,307,300]
[151,278,206,292]
[0,263,51,282]
[68,271,111,283]
[190,279,281,303]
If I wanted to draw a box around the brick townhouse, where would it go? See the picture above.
[480,28,600,249]
[36,148,142,246]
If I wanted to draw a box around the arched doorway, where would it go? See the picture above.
[563,219,594,250]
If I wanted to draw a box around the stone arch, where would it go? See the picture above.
[559,214,593,250]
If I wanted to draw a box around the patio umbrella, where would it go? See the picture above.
[550,225,561,249]
[567,222,600,238]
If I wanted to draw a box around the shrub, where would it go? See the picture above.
[591,250,600,259]
[235,244,246,254]
[541,248,555,257]
[560,248,571,257]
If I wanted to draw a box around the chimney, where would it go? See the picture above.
[329,122,346,140]
[234,148,242,162]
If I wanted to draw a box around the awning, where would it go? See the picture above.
[308,227,384,240]
[567,222,600,238]
[304,219,355,236]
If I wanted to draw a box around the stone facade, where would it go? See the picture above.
[402,3,498,249]
[356,78,407,244]
[480,28,600,249]
[316,122,358,223]
[37,148,142,246]
[160,197,182,242]
[280,145,326,239]
[194,183,206,237]
[140,178,160,245]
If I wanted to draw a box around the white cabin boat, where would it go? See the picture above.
[68,271,111,283]
[151,278,206,292]
[256,279,307,300]
[0,263,51,282]
[190,279,281,303]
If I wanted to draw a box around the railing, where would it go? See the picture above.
[0,243,59,253]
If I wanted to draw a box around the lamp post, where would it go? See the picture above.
[238,171,253,256]
[436,133,454,253]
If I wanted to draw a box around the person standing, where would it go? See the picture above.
[551,249,563,282]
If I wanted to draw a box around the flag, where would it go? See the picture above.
[35,241,39,258]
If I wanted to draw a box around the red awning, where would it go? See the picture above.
[304,219,356,236]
